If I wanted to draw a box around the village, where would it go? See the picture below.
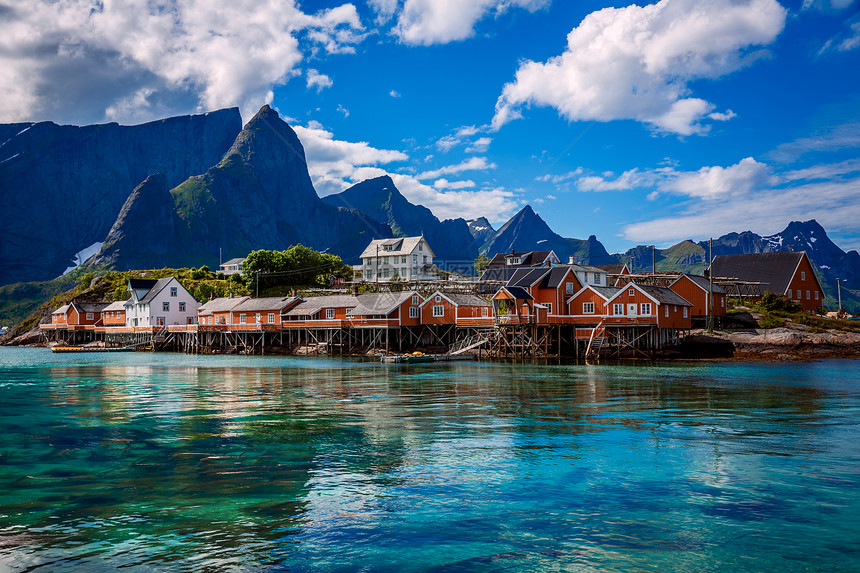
[39,235,830,360]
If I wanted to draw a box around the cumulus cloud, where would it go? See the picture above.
[0,0,364,124]
[435,125,490,153]
[492,0,786,135]
[391,0,550,46]
[465,137,492,153]
[417,157,497,179]
[293,122,409,196]
[433,178,476,189]
[306,69,333,92]
[603,157,860,246]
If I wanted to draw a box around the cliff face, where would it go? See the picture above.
[0,108,243,285]
[95,105,389,269]
[322,175,478,267]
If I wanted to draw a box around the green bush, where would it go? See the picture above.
[757,314,785,329]
[760,292,802,314]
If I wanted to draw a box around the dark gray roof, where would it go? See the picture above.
[538,267,574,289]
[71,301,109,313]
[675,274,726,294]
[284,295,359,317]
[589,286,622,300]
[139,278,175,304]
[710,252,807,294]
[487,250,555,269]
[102,300,128,312]
[198,296,250,315]
[352,292,417,316]
[128,278,158,290]
[594,264,627,274]
[638,285,694,306]
[443,293,491,307]
[507,267,550,287]
[232,296,299,313]
[498,286,534,300]
[221,257,245,265]
[479,267,518,282]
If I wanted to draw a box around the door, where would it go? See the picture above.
[627,304,637,317]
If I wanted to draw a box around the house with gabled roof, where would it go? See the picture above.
[594,263,631,286]
[600,283,693,329]
[48,301,109,329]
[197,296,251,327]
[124,277,199,328]
[219,257,245,276]
[229,296,302,330]
[486,250,559,269]
[491,265,581,322]
[350,291,424,327]
[283,294,359,327]
[566,285,622,324]
[669,274,727,318]
[491,286,537,324]
[709,251,823,313]
[357,236,435,282]
[421,292,493,326]
[102,300,128,327]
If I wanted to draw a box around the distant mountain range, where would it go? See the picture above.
[1,106,857,312]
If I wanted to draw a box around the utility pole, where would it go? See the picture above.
[708,238,714,332]
[256,270,259,298]
[652,245,656,274]
[837,278,844,316]
[376,243,379,288]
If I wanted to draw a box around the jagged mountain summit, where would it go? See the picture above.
[322,175,478,268]
[467,217,496,249]
[92,105,389,269]
[0,108,243,285]
[483,205,617,265]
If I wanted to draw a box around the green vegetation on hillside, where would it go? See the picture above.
[243,246,351,296]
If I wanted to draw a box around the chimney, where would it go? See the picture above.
[568,256,575,264]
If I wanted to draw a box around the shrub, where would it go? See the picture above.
[759,292,802,314]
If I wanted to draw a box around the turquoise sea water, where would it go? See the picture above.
[0,348,858,572]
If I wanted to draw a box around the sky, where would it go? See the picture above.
[1,0,859,254]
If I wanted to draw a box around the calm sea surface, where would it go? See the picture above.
[0,348,858,572]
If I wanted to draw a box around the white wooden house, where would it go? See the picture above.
[124,277,200,328]
[356,236,436,282]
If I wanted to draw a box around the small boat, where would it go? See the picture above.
[51,346,134,353]
[381,352,436,364]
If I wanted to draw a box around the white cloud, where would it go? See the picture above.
[389,174,519,221]
[392,0,549,46]
[767,122,860,163]
[306,69,333,92]
[578,169,650,192]
[417,157,496,179]
[293,122,409,196]
[337,104,350,117]
[389,90,401,98]
[492,0,786,135]
[465,137,492,153]
[435,124,490,153]
[0,0,365,124]
[614,157,860,246]
[433,178,476,189]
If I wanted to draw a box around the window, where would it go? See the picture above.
[326,309,335,319]
[412,295,420,305]
[641,303,652,315]
[402,257,407,263]
[594,274,602,285]
[566,282,574,295]
[787,289,792,298]
[423,256,428,263]
[383,256,389,264]
[482,307,488,317]
[665,306,669,317]
[435,295,441,302]
[269,313,275,323]
[583,302,595,314]
[613,303,624,315]
[179,302,186,312]
[584,272,589,282]
[346,309,354,318]
[255,313,261,323]
[156,317,165,326]
[683,307,688,318]
[163,302,169,312]
[86,312,93,320]
[721,298,725,307]
[419,244,423,251]
[801,271,806,281]
[545,303,553,315]
[409,306,419,318]
[806,290,811,300]
[433,305,444,317]
[629,288,635,297]
[170,287,177,297]
[383,268,390,278]
[187,317,194,325]
[814,291,818,301]
[240,314,246,324]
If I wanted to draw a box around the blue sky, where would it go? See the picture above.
[2,0,858,253]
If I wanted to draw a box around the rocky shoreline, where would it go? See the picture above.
[679,326,860,361]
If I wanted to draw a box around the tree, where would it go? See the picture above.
[243,245,349,294]
[474,254,491,274]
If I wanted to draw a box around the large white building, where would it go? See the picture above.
[124,277,200,328]
[357,236,436,282]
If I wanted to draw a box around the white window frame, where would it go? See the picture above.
[162,302,169,312]
[545,302,552,315]
[179,302,186,312]
[683,307,688,318]
[806,290,811,300]
[326,308,335,319]
[86,312,94,320]
[582,302,595,314]
[787,289,792,298]
[255,313,261,324]
[814,291,818,301]
[170,287,178,297]
[629,288,635,297]
[240,314,246,324]
[268,313,275,324]
[613,303,624,315]
[665,306,669,317]
[433,305,444,317]
[641,303,652,316]
[801,271,806,281]
[482,307,488,317]
[412,295,420,305]
[409,306,419,318]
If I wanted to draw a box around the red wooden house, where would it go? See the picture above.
[102,300,128,327]
[421,292,493,326]
[197,296,250,327]
[283,295,359,328]
[229,297,302,330]
[566,286,622,325]
[710,251,824,313]
[601,284,693,329]
[669,274,727,318]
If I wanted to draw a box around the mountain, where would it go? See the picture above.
[467,217,496,248]
[0,108,242,285]
[322,175,478,269]
[92,105,389,269]
[483,205,618,265]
